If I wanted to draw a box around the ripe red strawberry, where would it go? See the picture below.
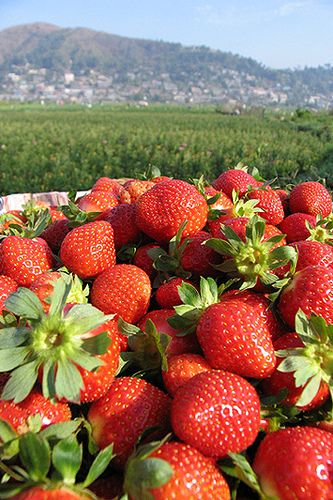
[60,221,116,279]
[261,331,329,411]
[247,188,285,225]
[212,168,259,198]
[275,188,289,213]
[253,426,333,499]
[196,299,275,378]
[133,243,160,279]
[77,191,119,212]
[41,219,72,253]
[289,181,332,217]
[290,240,333,271]
[155,277,192,309]
[97,203,141,249]
[278,265,333,327]
[204,185,234,212]
[279,212,317,242]
[0,390,71,433]
[162,353,211,396]
[124,441,230,499]
[0,274,18,314]
[49,206,68,222]
[91,176,124,196]
[90,264,151,323]
[171,370,261,458]
[88,376,171,468]
[0,236,54,287]
[135,179,208,243]
[10,486,91,499]
[120,179,155,204]
[138,309,201,358]
[180,230,221,277]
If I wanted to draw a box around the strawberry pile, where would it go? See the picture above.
[0,167,333,499]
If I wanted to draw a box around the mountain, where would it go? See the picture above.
[0,23,332,108]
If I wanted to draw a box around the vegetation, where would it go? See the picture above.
[0,104,332,195]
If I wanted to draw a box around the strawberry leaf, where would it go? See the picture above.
[4,288,44,320]
[55,358,84,403]
[19,432,51,482]
[2,359,39,403]
[0,328,30,349]
[40,419,84,441]
[0,347,30,371]
[296,373,322,408]
[52,436,82,485]
[82,443,115,488]
[81,331,111,355]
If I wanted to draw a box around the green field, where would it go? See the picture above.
[0,104,332,195]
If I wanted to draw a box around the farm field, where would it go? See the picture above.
[0,103,332,195]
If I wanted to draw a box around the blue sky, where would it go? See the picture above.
[0,0,332,69]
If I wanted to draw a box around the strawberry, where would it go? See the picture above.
[279,212,317,242]
[155,277,192,309]
[124,441,230,499]
[261,328,330,411]
[135,179,208,243]
[247,187,285,225]
[97,203,141,249]
[289,181,332,217]
[196,299,276,378]
[120,179,155,204]
[171,370,261,458]
[180,230,221,277]
[77,191,119,213]
[88,376,171,468]
[0,274,18,314]
[162,353,211,396]
[40,219,72,253]
[0,275,117,404]
[60,221,116,279]
[252,426,333,499]
[204,185,234,212]
[212,168,259,198]
[290,240,333,271]
[91,176,124,196]
[132,243,160,279]
[10,486,91,499]
[275,188,289,213]
[90,264,151,323]
[0,236,54,287]
[278,265,333,327]
[0,390,71,434]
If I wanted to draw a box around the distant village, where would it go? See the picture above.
[0,64,332,108]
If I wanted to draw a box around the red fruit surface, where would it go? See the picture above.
[97,203,141,249]
[289,181,332,217]
[262,332,330,410]
[0,390,71,434]
[132,243,160,279]
[279,212,317,243]
[291,240,333,271]
[247,188,285,225]
[253,426,333,500]
[180,230,221,276]
[40,219,72,253]
[145,441,230,499]
[135,179,208,243]
[88,376,171,468]
[162,353,211,396]
[77,191,119,212]
[0,274,18,314]
[138,309,201,357]
[171,370,261,458]
[204,186,234,212]
[0,236,54,287]
[155,278,191,309]
[278,265,333,328]
[29,271,62,312]
[212,169,259,198]
[90,264,151,324]
[120,180,155,204]
[196,300,276,378]
[60,221,116,279]
[91,176,124,196]
[12,486,90,499]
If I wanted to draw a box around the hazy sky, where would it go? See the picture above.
[0,0,332,69]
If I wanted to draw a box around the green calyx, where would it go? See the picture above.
[276,309,333,410]
[0,275,115,404]
[205,215,297,290]
[306,215,333,244]
[59,194,101,227]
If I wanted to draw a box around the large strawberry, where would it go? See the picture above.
[247,187,285,225]
[60,220,116,279]
[88,376,171,468]
[278,212,317,243]
[171,370,261,458]
[252,426,333,499]
[90,264,151,323]
[0,236,55,287]
[124,440,230,499]
[0,275,117,404]
[135,179,208,243]
[289,181,332,217]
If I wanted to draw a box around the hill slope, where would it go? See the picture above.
[0,23,332,107]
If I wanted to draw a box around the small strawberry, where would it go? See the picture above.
[77,191,119,213]
[40,219,72,253]
[120,179,155,204]
[171,370,261,458]
[91,176,124,196]
[90,264,151,324]
[275,188,289,213]
[0,274,18,315]
[124,441,230,499]
[133,243,160,279]
[97,203,141,249]
[247,187,285,225]
[88,376,171,468]
[279,212,317,242]
[289,181,332,217]
[60,221,116,279]
[252,426,333,499]
[135,179,208,243]
[0,236,55,287]
[162,353,211,396]
[180,230,221,277]
[212,168,259,198]
[0,390,71,434]
[155,277,192,309]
